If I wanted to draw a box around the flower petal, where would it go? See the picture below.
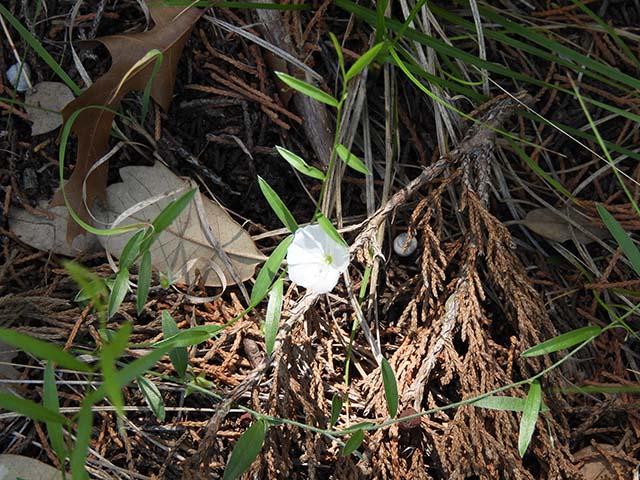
[307,266,341,294]
[328,241,349,272]
[288,259,325,289]
[287,241,322,267]
[287,227,324,264]
[286,223,350,294]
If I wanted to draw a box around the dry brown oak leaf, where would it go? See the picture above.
[51,2,204,242]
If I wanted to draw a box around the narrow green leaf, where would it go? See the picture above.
[380,358,398,418]
[316,214,348,247]
[569,0,640,70]
[71,403,92,480]
[64,261,108,316]
[328,32,345,78]
[336,0,640,123]
[472,395,550,412]
[508,139,576,200]
[257,176,298,233]
[74,278,110,304]
[137,375,165,421]
[473,2,640,90]
[0,5,82,95]
[90,346,172,405]
[154,325,224,349]
[335,144,371,175]
[161,311,188,378]
[119,230,146,270]
[105,323,132,359]
[345,42,386,82]
[139,50,164,122]
[275,72,339,107]
[559,384,640,395]
[0,328,91,372]
[99,323,132,416]
[375,0,389,42]
[223,419,267,480]
[157,1,311,9]
[330,393,343,427]
[0,393,66,424]
[136,250,152,315]
[474,395,521,412]
[152,188,198,233]
[250,236,293,306]
[342,429,365,456]
[264,279,283,356]
[58,106,153,238]
[276,146,325,180]
[44,362,67,462]
[340,421,375,434]
[597,204,640,277]
[108,267,130,319]
[518,381,542,457]
[522,326,601,357]
[112,347,169,390]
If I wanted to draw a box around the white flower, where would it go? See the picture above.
[286,224,349,294]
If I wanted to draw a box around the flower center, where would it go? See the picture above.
[324,253,333,265]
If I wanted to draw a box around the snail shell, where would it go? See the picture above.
[6,62,30,92]
[393,232,417,256]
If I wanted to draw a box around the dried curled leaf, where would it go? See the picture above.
[574,444,636,480]
[9,204,100,256]
[0,454,62,480]
[51,1,203,241]
[97,162,265,287]
[25,81,75,136]
[522,206,608,244]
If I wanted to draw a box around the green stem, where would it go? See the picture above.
[318,95,346,217]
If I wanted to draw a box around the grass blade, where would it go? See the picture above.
[137,375,165,421]
[44,362,67,462]
[161,311,188,378]
[0,328,91,372]
[250,235,292,306]
[108,267,130,320]
[519,381,541,457]
[342,429,365,456]
[316,214,348,247]
[257,176,298,233]
[275,72,339,107]
[522,326,601,357]
[119,230,145,270]
[223,419,267,480]
[597,204,640,277]
[0,393,66,424]
[380,358,398,418]
[64,261,108,318]
[264,278,283,356]
[345,42,386,82]
[153,325,224,349]
[276,146,325,180]
[473,395,550,412]
[71,403,92,480]
[0,5,81,95]
[335,144,371,175]
[330,393,343,427]
[99,323,132,416]
[136,250,152,315]
[329,32,346,79]
[152,188,198,233]
[89,345,172,405]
